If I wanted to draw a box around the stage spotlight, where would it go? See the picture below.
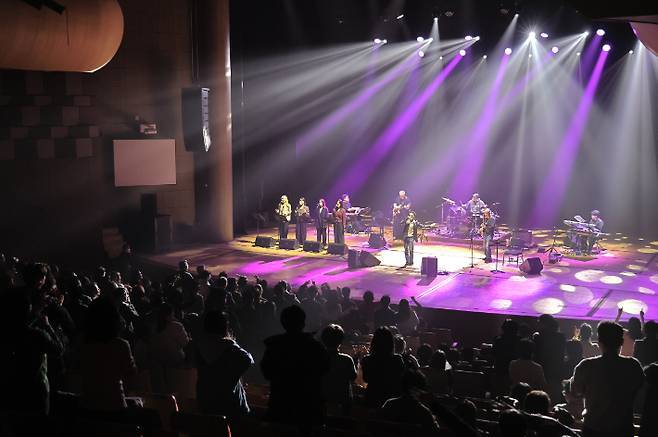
[551,46,559,54]
[629,49,634,54]
[374,38,382,44]
[459,49,467,56]
[465,35,473,41]
[528,53,532,58]
[602,44,611,52]
[482,55,487,59]
[396,14,404,20]
[540,32,549,38]
[418,50,425,58]
[434,17,438,22]
[514,13,519,17]
[428,38,434,42]
[382,39,387,44]
[417,36,424,43]
[504,47,512,55]
[444,11,454,17]
[596,29,605,36]
[576,52,581,56]
[583,31,590,36]
[529,31,536,39]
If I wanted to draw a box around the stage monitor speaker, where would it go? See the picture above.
[182,87,211,152]
[359,250,381,268]
[421,257,438,277]
[348,249,361,268]
[327,243,347,255]
[255,236,275,248]
[279,239,299,250]
[520,257,543,275]
[368,233,387,249]
[303,241,321,252]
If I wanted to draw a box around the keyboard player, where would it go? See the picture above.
[583,210,604,254]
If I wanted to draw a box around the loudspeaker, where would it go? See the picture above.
[421,257,438,277]
[348,249,361,268]
[359,250,381,267]
[182,87,211,152]
[368,233,387,249]
[255,236,275,248]
[327,243,347,255]
[520,257,543,275]
[303,241,321,252]
[279,238,299,250]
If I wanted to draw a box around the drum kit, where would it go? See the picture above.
[437,197,501,238]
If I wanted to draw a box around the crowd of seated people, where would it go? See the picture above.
[1,251,657,437]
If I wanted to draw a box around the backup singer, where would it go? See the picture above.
[392,190,411,240]
[295,197,310,244]
[403,211,419,267]
[316,198,329,247]
[333,199,347,244]
[480,208,495,263]
[275,195,292,240]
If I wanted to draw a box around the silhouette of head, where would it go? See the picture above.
[321,324,345,351]
[281,305,306,333]
[524,390,551,415]
[597,321,624,353]
[498,409,527,437]
[371,327,395,355]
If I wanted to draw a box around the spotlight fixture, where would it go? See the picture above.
[434,17,438,22]
[417,36,425,43]
[629,50,634,54]
[483,55,488,59]
[465,35,473,41]
[529,31,536,39]
[583,31,590,36]
[576,52,581,56]
[596,29,605,36]
[504,47,512,55]
[514,13,519,17]
[382,39,387,44]
[418,50,425,58]
[528,53,532,58]
[540,32,549,38]
[459,49,467,56]
[602,44,611,52]
[396,14,404,20]
[373,38,382,44]
[444,11,454,17]
[439,56,444,60]
[551,46,559,54]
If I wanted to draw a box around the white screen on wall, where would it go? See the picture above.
[113,139,177,187]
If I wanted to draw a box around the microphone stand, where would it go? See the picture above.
[491,223,503,274]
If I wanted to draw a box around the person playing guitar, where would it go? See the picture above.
[392,190,411,240]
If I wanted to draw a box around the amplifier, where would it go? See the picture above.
[303,241,321,252]
[255,236,275,248]
[327,243,347,255]
[279,239,299,250]
[421,257,438,277]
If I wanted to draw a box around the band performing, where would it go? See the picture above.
[272,190,606,268]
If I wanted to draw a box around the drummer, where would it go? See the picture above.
[463,193,487,216]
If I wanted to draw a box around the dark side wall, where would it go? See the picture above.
[0,0,196,264]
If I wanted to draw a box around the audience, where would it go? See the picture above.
[571,321,644,437]
[361,327,405,407]
[320,324,357,415]
[260,305,330,429]
[0,252,654,437]
[195,310,253,417]
[509,339,547,390]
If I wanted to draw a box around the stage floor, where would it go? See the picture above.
[144,226,658,322]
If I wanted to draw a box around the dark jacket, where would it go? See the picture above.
[316,206,329,229]
[261,332,330,425]
[195,337,253,416]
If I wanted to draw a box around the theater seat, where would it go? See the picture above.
[171,411,230,437]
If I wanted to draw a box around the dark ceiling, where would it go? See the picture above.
[230,0,643,59]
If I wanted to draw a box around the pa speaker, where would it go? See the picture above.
[303,241,321,252]
[255,236,275,248]
[368,233,387,249]
[327,243,347,255]
[182,87,211,152]
[279,239,299,250]
[421,257,438,277]
[348,249,361,268]
[520,257,543,275]
[359,250,381,268]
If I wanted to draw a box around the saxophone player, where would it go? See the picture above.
[275,195,292,240]
[480,208,495,263]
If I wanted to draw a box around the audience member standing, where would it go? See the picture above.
[641,363,658,437]
[578,323,600,359]
[374,295,396,328]
[195,311,253,417]
[634,320,658,366]
[361,327,405,407]
[509,339,547,390]
[493,319,521,378]
[395,299,419,336]
[532,314,566,400]
[571,321,644,437]
[261,305,330,430]
[320,324,357,415]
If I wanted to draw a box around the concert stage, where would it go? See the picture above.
[143,226,658,322]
